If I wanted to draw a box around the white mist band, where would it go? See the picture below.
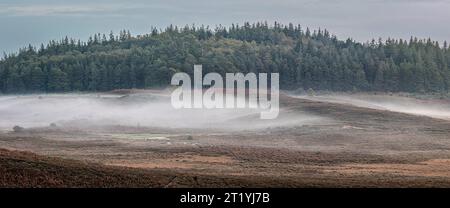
[171,65,279,119]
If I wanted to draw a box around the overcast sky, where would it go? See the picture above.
[1,0,449,53]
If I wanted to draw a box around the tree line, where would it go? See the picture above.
[1,22,449,93]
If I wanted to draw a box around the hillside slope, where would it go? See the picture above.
[0,148,176,188]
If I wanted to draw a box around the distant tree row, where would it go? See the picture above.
[1,22,449,93]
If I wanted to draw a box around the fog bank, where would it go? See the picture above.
[0,93,325,131]
[295,94,450,120]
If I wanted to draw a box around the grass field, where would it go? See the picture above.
[1,92,450,187]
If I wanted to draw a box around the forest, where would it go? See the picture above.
[1,22,449,93]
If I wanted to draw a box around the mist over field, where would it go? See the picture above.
[0,93,325,131]
[296,94,450,120]
[3,92,450,133]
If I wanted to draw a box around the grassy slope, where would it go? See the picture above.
[0,148,288,188]
[0,148,174,188]
[3,147,450,188]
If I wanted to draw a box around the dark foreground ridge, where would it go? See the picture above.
[2,147,450,188]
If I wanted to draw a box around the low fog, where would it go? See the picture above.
[0,93,325,131]
[295,94,450,120]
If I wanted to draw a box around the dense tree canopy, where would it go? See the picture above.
[1,22,449,93]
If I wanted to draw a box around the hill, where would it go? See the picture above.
[1,22,450,94]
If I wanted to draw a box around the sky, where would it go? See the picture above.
[1,0,449,54]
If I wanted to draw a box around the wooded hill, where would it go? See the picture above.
[1,22,449,93]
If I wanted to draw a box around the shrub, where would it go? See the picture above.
[13,126,25,133]
[307,88,315,96]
